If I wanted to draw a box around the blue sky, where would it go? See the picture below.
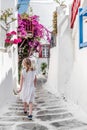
[18,0,73,14]
[18,0,30,14]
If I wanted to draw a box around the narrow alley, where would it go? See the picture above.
[1,0,87,130]
[0,77,87,130]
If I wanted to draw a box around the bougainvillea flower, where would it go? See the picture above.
[11,31,16,35]
[6,33,12,37]
[5,39,11,43]
[13,39,21,44]
[5,30,22,47]
[17,38,22,43]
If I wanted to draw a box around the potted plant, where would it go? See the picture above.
[41,62,47,75]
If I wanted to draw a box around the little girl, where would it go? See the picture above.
[17,58,37,120]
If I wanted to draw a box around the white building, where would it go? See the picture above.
[47,0,87,114]
[0,0,18,106]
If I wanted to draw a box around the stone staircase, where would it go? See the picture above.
[0,78,87,130]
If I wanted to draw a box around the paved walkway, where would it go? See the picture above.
[0,77,87,130]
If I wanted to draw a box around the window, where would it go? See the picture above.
[79,7,87,49]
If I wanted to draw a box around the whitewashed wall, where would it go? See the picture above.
[46,47,59,95]
[59,1,87,113]
[0,48,13,106]
[64,2,87,113]
[0,0,1,45]
[47,1,87,114]
[0,0,18,106]
[0,0,17,46]
[46,6,74,96]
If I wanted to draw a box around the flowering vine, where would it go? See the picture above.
[17,13,51,60]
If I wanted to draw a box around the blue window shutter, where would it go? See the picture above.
[79,7,87,49]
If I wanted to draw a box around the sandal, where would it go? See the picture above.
[24,110,27,114]
[27,115,32,120]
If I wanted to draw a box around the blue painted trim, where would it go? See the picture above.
[83,13,87,16]
[79,6,87,15]
[79,8,83,49]
[80,42,87,48]
[79,7,87,49]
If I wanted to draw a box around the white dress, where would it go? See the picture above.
[20,69,36,103]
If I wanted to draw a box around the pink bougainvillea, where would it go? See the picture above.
[5,31,22,47]
[17,13,51,55]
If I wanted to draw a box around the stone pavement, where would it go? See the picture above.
[0,77,87,130]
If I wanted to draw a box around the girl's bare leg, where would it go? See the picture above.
[24,102,27,112]
[29,102,33,115]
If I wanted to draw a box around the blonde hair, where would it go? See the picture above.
[22,58,33,72]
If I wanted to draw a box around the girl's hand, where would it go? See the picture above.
[17,88,22,93]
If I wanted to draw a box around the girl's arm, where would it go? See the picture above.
[17,73,24,93]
